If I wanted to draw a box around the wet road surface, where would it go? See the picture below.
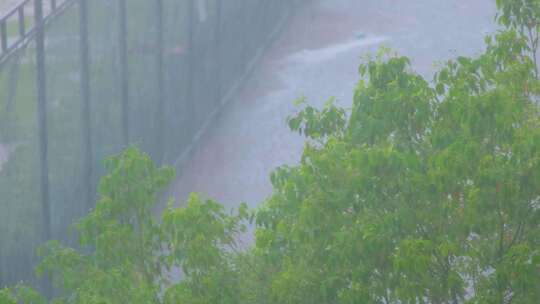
[170,0,498,218]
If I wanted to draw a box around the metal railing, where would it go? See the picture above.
[0,0,303,290]
[0,0,74,65]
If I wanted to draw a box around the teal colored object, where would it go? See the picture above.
[355,32,366,40]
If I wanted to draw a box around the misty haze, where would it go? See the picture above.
[0,0,539,303]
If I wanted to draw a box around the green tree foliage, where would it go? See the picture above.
[13,147,248,304]
[496,0,540,77]
[5,2,540,303]
[245,2,540,302]
[0,286,45,304]
[256,47,540,303]
[250,3,540,301]
[35,147,174,303]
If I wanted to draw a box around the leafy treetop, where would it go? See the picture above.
[2,1,540,303]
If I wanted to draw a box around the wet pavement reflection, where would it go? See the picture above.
[170,0,497,222]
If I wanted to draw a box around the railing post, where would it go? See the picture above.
[242,1,250,67]
[79,0,93,212]
[17,6,25,37]
[119,0,129,146]
[155,0,164,164]
[0,21,7,53]
[213,0,222,105]
[34,0,51,295]
[34,0,50,243]
[185,0,195,140]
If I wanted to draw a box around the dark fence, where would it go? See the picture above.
[0,0,301,288]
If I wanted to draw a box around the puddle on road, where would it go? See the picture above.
[286,35,389,64]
